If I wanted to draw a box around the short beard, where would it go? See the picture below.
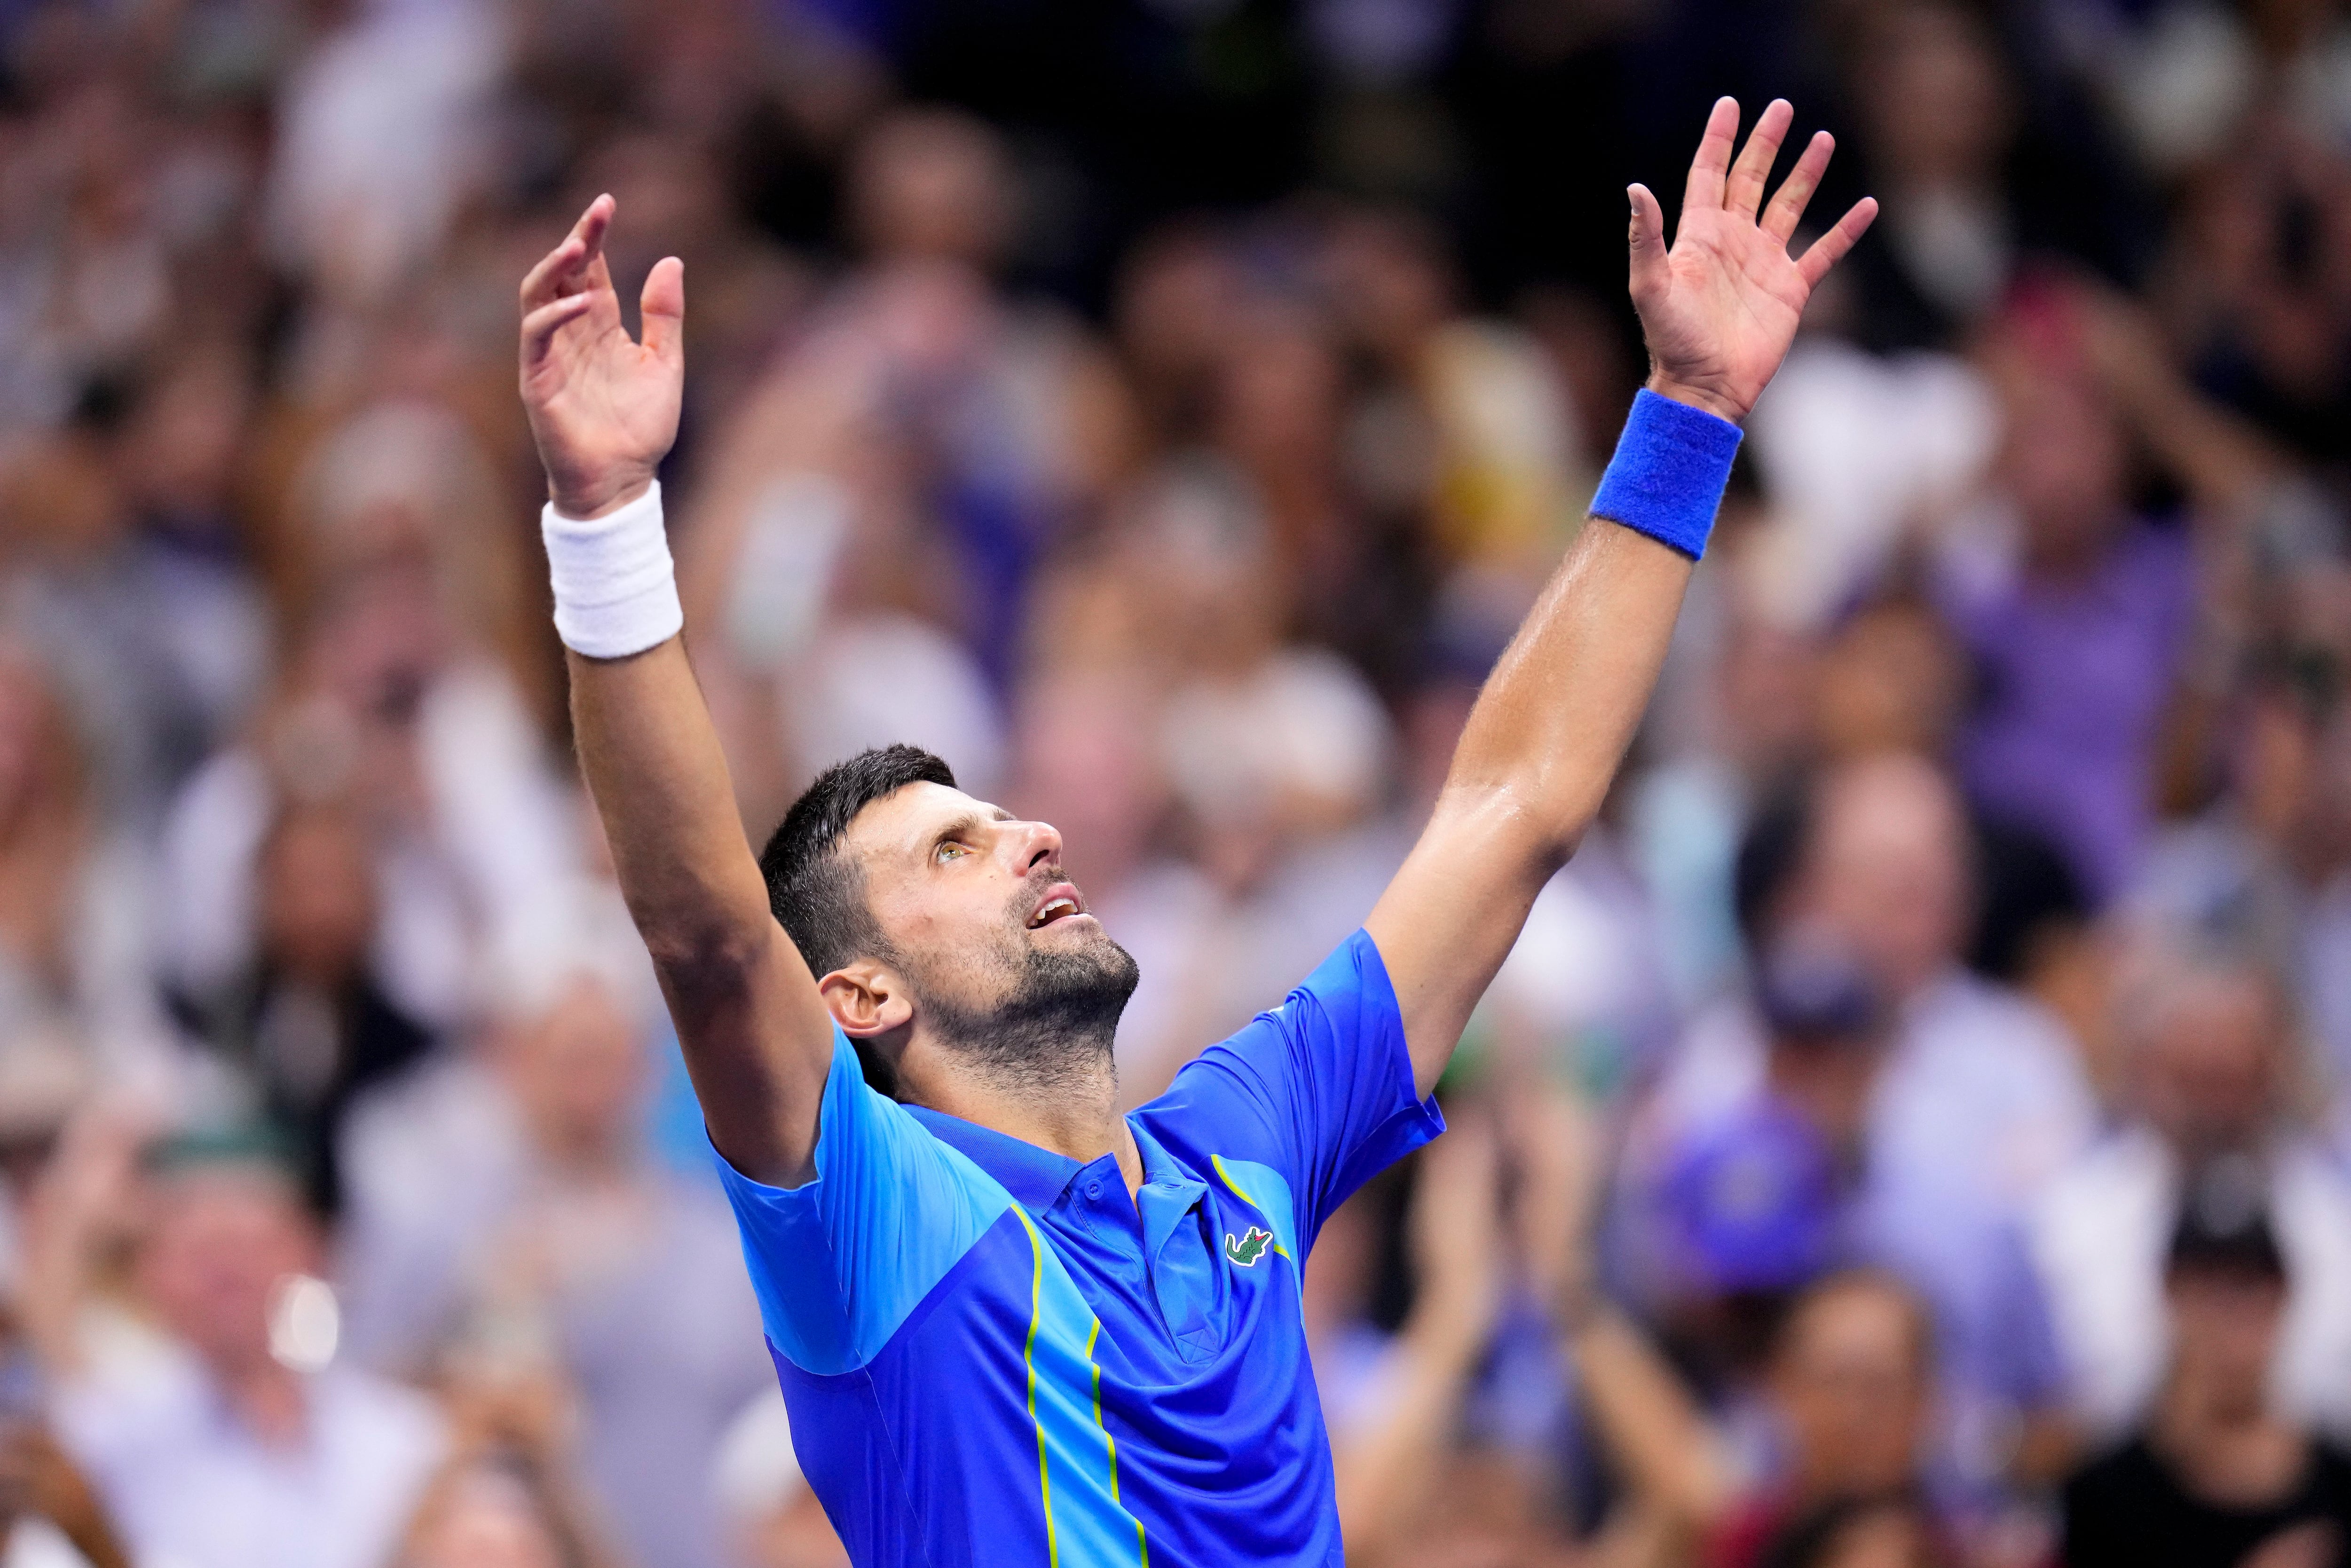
[909,935,1140,1097]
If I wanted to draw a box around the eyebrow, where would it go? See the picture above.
[925,809,1014,855]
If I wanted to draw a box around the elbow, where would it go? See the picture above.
[1428,777,1591,879]
[636,915,774,998]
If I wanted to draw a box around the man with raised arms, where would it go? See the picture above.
[516,99,1875,1568]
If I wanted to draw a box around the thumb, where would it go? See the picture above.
[1627,183,1670,307]
[640,256,685,367]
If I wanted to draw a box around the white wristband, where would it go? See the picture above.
[541,481,685,659]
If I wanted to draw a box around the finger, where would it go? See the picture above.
[640,256,685,367]
[1762,129,1834,244]
[1724,98,1793,220]
[1626,183,1670,307]
[1797,196,1880,289]
[520,291,595,363]
[1682,96,1740,213]
[520,195,613,309]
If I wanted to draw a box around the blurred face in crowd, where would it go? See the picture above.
[2166,1263,2286,1421]
[2234,683,2323,851]
[1997,373,2131,576]
[1716,614,1820,781]
[1124,466,1287,680]
[1321,210,1452,365]
[2135,965,2285,1160]
[507,976,648,1168]
[1213,309,1344,483]
[137,1166,320,1375]
[1116,228,1244,439]
[1803,756,1970,1002]
[840,781,1138,1079]
[257,805,377,987]
[1009,670,1167,894]
[1772,1275,1933,1502]
[1854,2,2014,191]
[851,109,1010,270]
[1815,602,1964,764]
[121,347,251,523]
[402,1466,565,1568]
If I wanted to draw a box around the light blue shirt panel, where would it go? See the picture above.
[712,1027,1009,1375]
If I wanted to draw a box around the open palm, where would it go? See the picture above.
[1629,98,1878,424]
[519,194,685,519]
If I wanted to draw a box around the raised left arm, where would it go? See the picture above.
[1366,97,1876,1094]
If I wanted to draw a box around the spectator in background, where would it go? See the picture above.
[2131,658,2351,1101]
[1837,0,2140,355]
[2061,1171,2351,1568]
[2157,112,2351,467]
[1625,753,2091,1497]
[394,1377,627,1568]
[1933,284,2279,905]
[45,1134,446,1568]
[159,401,582,1038]
[1303,1117,1506,1568]
[171,797,434,1217]
[677,105,1132,828]
[1570,1268,1957,1568]
[6,372,269,827]
[0,646,166,1078]
[0,1422,128,1568]
[339,968,771,1568]
[2030,943,2351,1445]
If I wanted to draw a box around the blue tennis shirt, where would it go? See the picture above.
[713,929,1444,1567]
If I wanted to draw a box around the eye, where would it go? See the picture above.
[935,841,970,863]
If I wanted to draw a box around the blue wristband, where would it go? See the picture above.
[1589,388,1743,560]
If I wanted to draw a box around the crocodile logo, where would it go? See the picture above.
[1224,1226,1274,1268]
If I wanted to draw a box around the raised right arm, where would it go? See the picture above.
[520,196,831,1185]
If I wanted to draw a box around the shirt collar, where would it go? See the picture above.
[900,1107,1209,1236]
[904,1105,1087,1211]
[1128,1119,1210,1259]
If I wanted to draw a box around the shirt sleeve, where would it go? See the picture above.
[711,1028,1003,1375]
[1157,928,1444,1251]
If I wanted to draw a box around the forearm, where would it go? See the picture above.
[1440,516,1694,862]
[1565,1307,1735,1531]
[1333,1310,1486,1560]
[569,642,774,961]
[569,637,831,1178]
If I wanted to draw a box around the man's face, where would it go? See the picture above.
[2140,971,2281,1158]
[841,782,1139,1077]
[136,1170,319,1373]
[1773,1281,1931,1500]
[1806,761,1969,1003]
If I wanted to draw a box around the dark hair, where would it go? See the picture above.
[757,745,955,978]
[2167,1157,2288,1285]
[1735,778,1814,957]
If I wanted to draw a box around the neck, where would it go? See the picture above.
[2155,1360,2303,1505]
[214,1353,308,1448]
[916,1049,1143,1195]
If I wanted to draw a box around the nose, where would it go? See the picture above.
[1009,817,1062,873]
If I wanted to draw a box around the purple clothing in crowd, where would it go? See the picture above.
[1940,523,2196,902]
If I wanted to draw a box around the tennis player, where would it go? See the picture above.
[517,98,1873,1568]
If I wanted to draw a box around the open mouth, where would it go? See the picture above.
[1027,883,1087,930]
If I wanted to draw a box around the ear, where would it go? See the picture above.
[818,960,915,1039]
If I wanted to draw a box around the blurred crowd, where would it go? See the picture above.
[0,0,2349,1564]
